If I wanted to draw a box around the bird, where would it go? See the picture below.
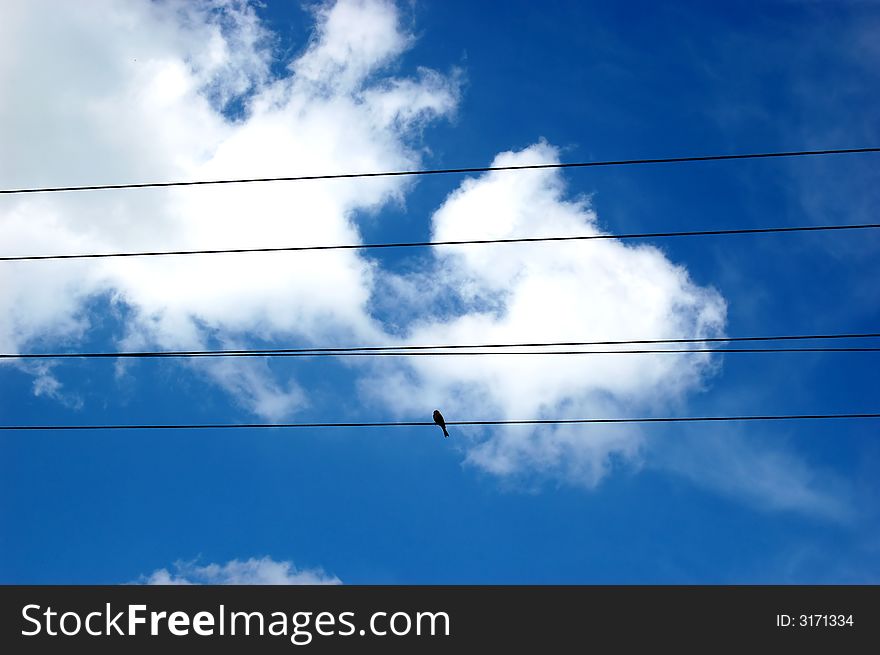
[432,409,449,438]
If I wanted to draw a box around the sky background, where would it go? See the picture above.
[1,0,879,584]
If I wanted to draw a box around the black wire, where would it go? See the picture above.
[3,332,878,360]
[1,147,877,195]
[3,223,879,262]
[3,347,880,360]
[3,413,878,431]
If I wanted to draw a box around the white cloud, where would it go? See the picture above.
[28,361,84,411]
[143,556,340,585]
[292,0,413,94]
[366,142,727,487]
[0,0,459,418]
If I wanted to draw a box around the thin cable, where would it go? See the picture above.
[3,413,879,431]
[3,347,880,360]
[1,147,878,195]
[3,223,879,262]
[3,332,879,360]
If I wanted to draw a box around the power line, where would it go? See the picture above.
[3,347,879,360]
[3,332,878,360]
[1,147,877,196]
[3,413,878,431]
[3,223,879,263]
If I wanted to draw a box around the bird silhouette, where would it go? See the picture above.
[432,409,449,438]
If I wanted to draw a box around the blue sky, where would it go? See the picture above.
[1,0,879,584]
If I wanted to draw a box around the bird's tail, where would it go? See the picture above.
[443,426,449,438]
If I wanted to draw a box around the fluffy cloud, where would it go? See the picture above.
[367,142,726,486]
[142,556,340,585]
[0,0,458,419]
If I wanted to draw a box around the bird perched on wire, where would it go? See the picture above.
[432,409,449,438]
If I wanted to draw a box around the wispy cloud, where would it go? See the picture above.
[141,556,341,585]
[648,425,855,522]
